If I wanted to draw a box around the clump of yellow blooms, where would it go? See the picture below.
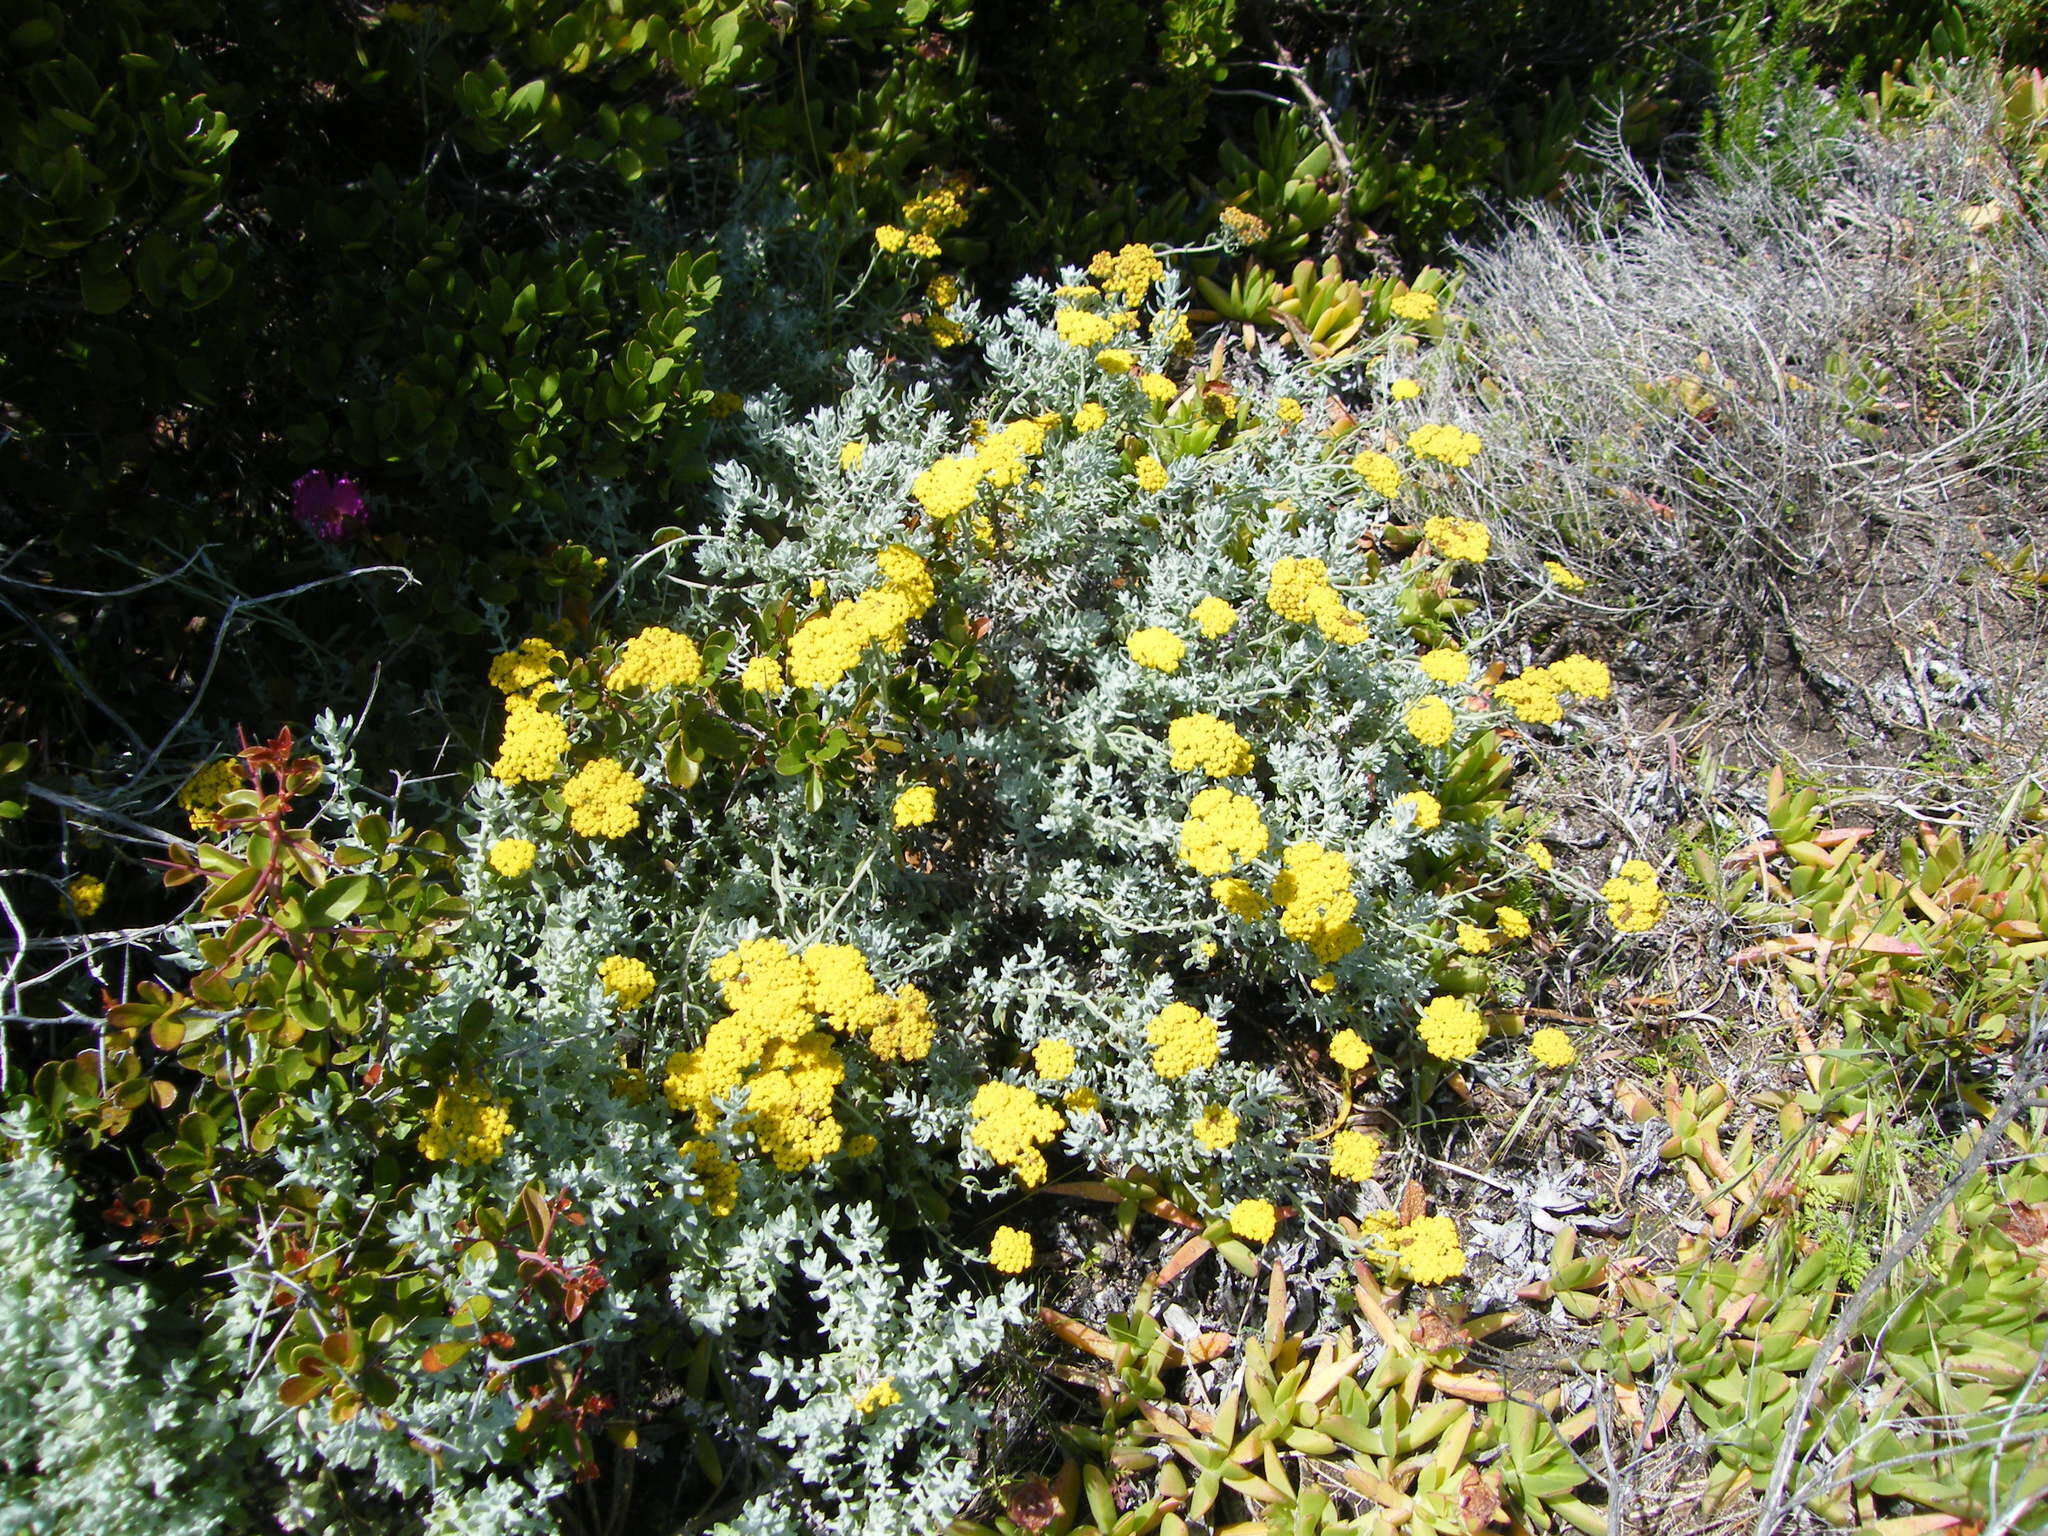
[1418,995,1486,1060]
[1032,1038,1076,1081]
[487,837,537,878]
[1310,972,1337,993]
[1192,1103,1239,1150]
[1418,647,1470,685]
[607,626,702,691]
[491,698,570,784]
[1147,1002,1221,1078]
[1178,788,1269,875]
[598,954,656,1010]
[1367,1212,1465,1285]
[1493,652,1612,724]
[1404,695,1457,748]
[874,225,907,253]
[1390,289,1439,322]
[988,1225,1034,1273]
[1167,714,1254,777]
[1211,876,1270,920]
[1190,596,1238,638]
[419,1077,513,1165]
[970,1082,1064,1186]
[741,655,786,696]
[787,545,936,691]
[679,1138,739,1217]
[65,875,105,919]
[1544,560,1587,591]
[562,757,645,839]
[1422,515,1491,562]
[1095,348,1135,374]
[1497,906,1531,939]
[1054,308,1120,348]
[1549,654,1612,700]
[1394,790,1441,831]
[1456,923,1493,954]
[1134,454,1169,494]
[488,637,566,696]
[1272,841,1362,963]
[1329,1029,1374,1071]
[1072,401,1108,432]
[1265,556,1367,645]
[839,439,866,470]
[1329,1129,1382,1182]
[1091,243,1166,304]
[1350,451,1402,499]
[1390,377,1422,400]
[1601,859,1666,933]
[912,455,984,521]
[178,758,242,831]
[1229,1197,1278,1243]
[1408,424,1482,468]
[1140,372,1177,404]
[1529,1027,1577,1069]
[978,418,1049,487]
[852,1379,901,1415]
[886,786,935,832]
[926,274,959,310]
[1126,626,1185,673]
[1064,1085,1099,1115]
[1524,840,1554,871]
[1219,205,1270,245]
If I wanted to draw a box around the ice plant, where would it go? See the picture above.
[290,470,370,543]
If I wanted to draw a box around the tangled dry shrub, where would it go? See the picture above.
[1441,77,2048,738]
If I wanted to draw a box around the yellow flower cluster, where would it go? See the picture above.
[487,837,536,878]
[65,875,105,919]
[1265,556,1367,645]
[1229,1197,1277,1243]
[840,439,866,470]
[1404,695,1457,748]
[1219,204,1270,244]
[178,758,241,831]
[1054,308,1121,348]
[598,954,656,1010]
[1192,1103,1239,1149]
[903,183,969,236]
[1090,242,1165,304]
[1329,1128,1382,1182]
[853,1378,901,1414]
[1529,1027,1577,1069]
[892,784,937,828]
[1417,646,1469,684]
[1178,787,1269,875]
[1601,860,1666,933]
[1095,348,1135,374]
[1329,1029,1374,1071]
[978,417,1051,488]
[679,1138,739,1217]
[1031,1038,1077,1080]
[1167,714,1254,777]
[1190,596,1238,638]
[1140,372,1177,404]
[1493,653,1611,724]
[1497,906,1530,938]
[1147,1001,1221,1078]
[1422,516,1491,562]
[1417,995,1486,1060]
[1394,790,1441,831]
[1390,378,1422,401]
[1390,290,1439,322]
[988,1224,1034,1273]
[874,225,907,253]
[1273,841,1362,962]
[1274,395,1305,425]
[1211,876,1270,919]
[488,637,565,695]
[1364,1211,1465,1285]
[741,655,786,695]
[970,1082,1064,1186]
[788,545,936,691]
[492,698,570,784]
[1524,840,1554,871]
[1544,560,1587,591]
[1408,424,1482,467]
[1072,401,1108,432]
[1457,923,1492,954]
[912,455,984,521]
[562,757,645,838]
[926,274,959,310]
[1127,626,1185,673]
[1133,454,1169,494]
[607,626,702,691]
[418,1077,513,1165]
[1350,451,1402,498]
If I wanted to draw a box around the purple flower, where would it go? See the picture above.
[291,471,370,543]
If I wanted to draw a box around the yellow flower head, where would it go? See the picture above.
[970,1083,1065,1187]
[1229,1197,1278,1244]
[1350,451,1402,499]
[1274,395,1305,425]
[1071,401,1108,433]
[1529,1027,1577,1069]
[1168,714,1254,778]
[1140,372,1177,404]
[1417,647,1469,685]
[1496,906,1530,939]
[1032,1038,1076,1081]
[488,637,566,695]
[1524,840,1554,871]
[1394,791,1441,832]
[64,875,105,919]
[178,757,242,832]
[1456,922,1493,955]
[839,439,867,470]
[1190,596,1238,638]
[1192,1103,1239,1150]
[1390,289,1439,322]
[1054,309,1118,348]
[1329,1129,1382,1182]
[598,954,656,1010]
[741,655,787,696]
[1095,348,1136,374]
[1329,1028,1373,1072]
[487,837,537,879]
[1147,1002,1221,1078]
[1127,626,1185,673]
[561,757,646,839]
[892,785,937,829]
[608,626,703,691]
[491,698,569,785]
[1408,424,1482,468]
[419,1077,513,1165]
[874,224,908,253]
[989,1225,1034,1273]
[1423,515,1491,562]
[1417,995,1486,1060]
[1544,559,1587,591]
[1390,377,1422,400]
[853,1378,901,1414]
[1179,788,1270,875]
[1405,695,1457,748]
[1133,454,1169,494]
